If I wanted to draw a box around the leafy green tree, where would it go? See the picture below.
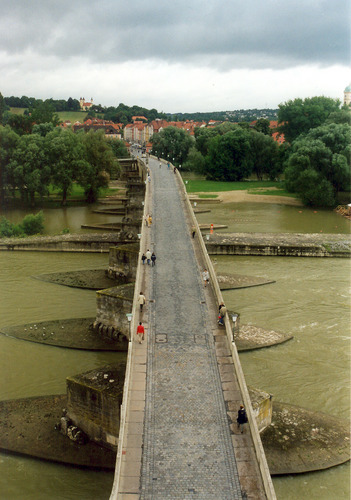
[249,130,281,180]
[66,97,80,111]
[204,129,252,181]
[32,122,55,137]
[151,127,193,166]
[0,92,8,122]
[0,125,19,201]
[325,108,351,125]
[194,127,219,156]
[29,101,60,127]
[77,130,116,203]
[182,147,206,173]
[284,123,351,206]
[46,128,89,205]
[8,133,51,206]
[253,118,271,135]
[3,112,33,135]
[277,96,341,142]
[109,139,129,159]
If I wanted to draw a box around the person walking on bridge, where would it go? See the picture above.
[202,269,210,287]
[218,303,227,325]
[136,322,145,344]
[237,404,248,433]
[146,249,152,265]
[151,252,156,266]
[138,292,146,312]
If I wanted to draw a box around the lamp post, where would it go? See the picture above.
[126,313,132,342]
[231,314,238,342]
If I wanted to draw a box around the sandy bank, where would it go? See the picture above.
[195,189,303,206]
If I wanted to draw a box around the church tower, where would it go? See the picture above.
[343,84,351,106]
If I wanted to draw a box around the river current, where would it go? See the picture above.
[0,203,349,499]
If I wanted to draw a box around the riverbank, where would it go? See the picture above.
[192,188,304,206]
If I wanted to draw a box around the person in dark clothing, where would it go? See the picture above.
[151,252,156,266]
[237,405,248,433]
[141,253,146,264]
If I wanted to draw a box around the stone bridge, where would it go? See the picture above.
[109,157,276,499]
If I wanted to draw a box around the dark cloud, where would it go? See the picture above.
[1,0,349,69]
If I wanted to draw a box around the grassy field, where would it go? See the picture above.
[9,107,26,115]
[182,177,293,197]
[57,111,88,123]
[9,108,90,123]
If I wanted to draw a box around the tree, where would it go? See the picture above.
[46,128,89,205]
[277,96,341,142]
[253,118,271,135]
[8,133,51,206]
[249,130,281,180]
[3,112,33,135]
[204,129,252,181]
[284,122,351,206]
[326,108,351,125]
[0,92,8,122]
[77,130,116,203]
[66,97,80,111]
[182,147,206,173]
[0,125,19,202]
[151,127,193,166]
[109,139,129,159]
[194,127,219,156]
[32,122,55,137]
[29,101,60,127]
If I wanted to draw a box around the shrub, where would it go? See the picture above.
[20,211,44,235]
[0,212,44,238]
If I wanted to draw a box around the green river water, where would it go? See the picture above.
[0,202,349,499]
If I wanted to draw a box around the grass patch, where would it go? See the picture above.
[197,194,218,199]
[184,179,284,193]
[57,111,88,123]
[9,107,26,115]
[248,189,293,197]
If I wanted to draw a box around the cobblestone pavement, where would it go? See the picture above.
[140,160,243,499]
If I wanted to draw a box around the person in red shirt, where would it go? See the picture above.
[136,322,145,344]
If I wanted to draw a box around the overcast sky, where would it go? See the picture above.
[0,0,349,113]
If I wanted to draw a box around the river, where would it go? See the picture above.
[0,203,349,499]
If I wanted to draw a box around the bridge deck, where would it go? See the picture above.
[113,159,270,499]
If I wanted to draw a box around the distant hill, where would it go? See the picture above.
[169,108,278,122]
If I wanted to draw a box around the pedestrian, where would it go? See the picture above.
[218,303,227,325]
[192,227,196,238]
[167,162,170,169]
[202,269,210,287]
[141,253,146,264]
[136,322,145,344]
[159,162,162,168]
[173,166,177,173]
[146,249,152,265]
[148,215,152,226]
[151,252,156,266]
[138,292,146,312]
[147,174,151,183]
[237,405,248,433]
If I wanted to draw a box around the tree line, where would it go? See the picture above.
[0,123,128,207]
[151,96,351,207]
